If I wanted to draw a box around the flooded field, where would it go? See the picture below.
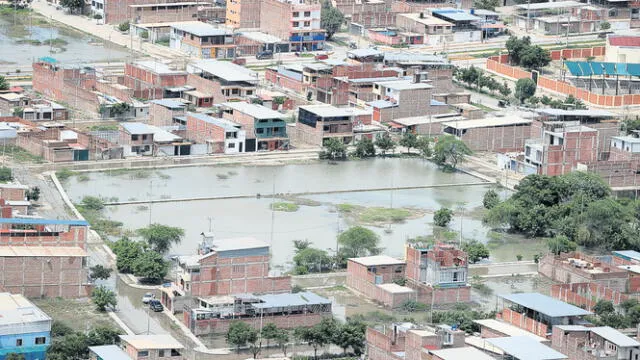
[0,8,128,65]
[64,158,544,268]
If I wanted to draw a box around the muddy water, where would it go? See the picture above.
[0,11,128,65]
[65,158,541,267]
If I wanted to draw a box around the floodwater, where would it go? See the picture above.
[0,10,128,65]
[65,158,541,267]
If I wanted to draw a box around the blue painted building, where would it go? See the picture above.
[0,293,52,360]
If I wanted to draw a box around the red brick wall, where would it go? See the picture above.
[186,74,226,104]
[551,282,638,310]
[265,69,307,94]
[187,312,327,336]
[460,124,532,152]
[0,187,26,201]
[499,308,548,337]
[0,254,89,298]
[366,328,406,360]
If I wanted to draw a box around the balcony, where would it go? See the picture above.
[289,34,325,42]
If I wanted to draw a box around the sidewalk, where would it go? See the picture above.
[31,2,185,60]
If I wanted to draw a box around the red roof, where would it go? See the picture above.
[608,36,640,47]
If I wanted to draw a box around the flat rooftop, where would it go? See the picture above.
[299,104,371,118]
[613,250,640,262]
[377,79,432,90]
[0,246,87,257]
[349,255,405,266]
[120,335,184,350]
[474,319,547,342]
[500,293,591,317]
[89,345,130,360]
[133,60,186,75]
[150,99,186,109]
[238,31,282,43]
[432,8,481,21]
[187,112,241,132]
[0,217,88,226]
[189,60,257,82]
[442,116,531,130]
[253,292,331,309]
[398,12,453,26]
[430,347,496,360]
[171,22,231,37]
[0,292,52,327]
[377,283,414,294]
[536,108,616,118]
[486,336,567,360]
[516,0,582,10]
[591,326,640,347]
[222,102,286,120]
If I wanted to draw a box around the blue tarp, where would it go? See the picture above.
[38,56,58,63]
[566,61,640,77]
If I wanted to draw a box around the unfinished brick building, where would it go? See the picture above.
[123,61,188,100]
[0,218,91,298]
[538,251,630,292]
[442,115,533,152]
[32,60,98,114]
[551,325,640,360]
[346,255,415,308]
[366,323,466,360]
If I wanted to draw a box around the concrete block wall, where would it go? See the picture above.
[265,69,307,94]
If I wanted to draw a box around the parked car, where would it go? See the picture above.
[149,299,163,312]
[256,50,274,60]
[142,292,154,304]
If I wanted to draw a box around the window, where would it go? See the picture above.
[138,350,149,357]
[203,98,210,103]
[228,143,235,148]
[256,128,264,134]
[159,349,166,357]
[142,134,148,140]
[293,11,299,17]
[304,21,310,27]
[304,11,310,17]
[16,339,23,346]
[132,134,139,141]
[171,349,181,356]
[293,21,299,27]
[246,90,253,95]
[35,337,46,345]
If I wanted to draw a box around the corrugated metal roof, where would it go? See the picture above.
[221,102,286,120]
[429,347,497,360]
[89,345,131,360]
[120,335,184,350]
[187,112,241,132]
[432,8,481,22]
[499,293,591,317]
[171,22,231,37]
[474,319,547,342]
[349,255,405,266]
[150,99,186,109]
[121,122,154,135]
[0,218,88,226]
[253,292,331,309]
[189,60,257,82]
[486,336,567,360]
[613,250,640,262]
[590,327,640,347]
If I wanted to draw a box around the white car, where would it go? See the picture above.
[142,292,154,304]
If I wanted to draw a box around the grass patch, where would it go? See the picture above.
[77,174,90,182]
[16,39,42,45]
[31,297,117,332]
[55,168,75,181]
[359,207,412,223]
[470,102,496,112]
[42,38,69,47]
[270,202,300,212]
[88,124,119,131]
[3,145,46,163]
[337,203,357,213]
[279,195,322,207]
[131,170,150,179]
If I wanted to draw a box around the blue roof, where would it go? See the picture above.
[565,61,640,77]
[39,56,58,63]
[89,345,130,360]
[0,218,89,226]
[150,99,186,109]
[613,250,640,262]
[500,293,591,317]
[253,292,331,309]
[486,336,567,360]
[432,8,481,21]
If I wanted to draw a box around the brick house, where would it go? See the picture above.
[170,23,235,59]
[346,255,415,308]
[368,78,433,122]
[183,292,331,335]
[220,102,288,151]
[259,0,325,52]
[225,0,261,28]
[119,335,184,360]
[538,251,630,292]
[551,325,640,360]
[149,99,186,127]
[441,116,533,152]
[497,293,591,338]
[610,134,640,161]
[367,323,466,360]
[186,60,258,103]
[173,233,291,298]
[0,218,90,299]
[474,319,550,343]
[185,112,246,154]
[32,61,99,114]
[130,2,200,24]
[292,104,372,146]
[485,336,567,360]
[22,99,68,122]
[124,60,188,100]
[0,93,29,114]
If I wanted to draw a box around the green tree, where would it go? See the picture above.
[593,300,615,316]
[333,319,366,355]
[399,132,418,154]
[320,138,347,160]
[375,134,396,156]
[483,189,500,209]
[520,45,551,70]
[462,240,490,263]
[320,1,344,40]
[87,326,122,346]
[79,196,105,211]
[261,323,279,348]
[293,239,311,253]
[112,237,144,273]
[90,265,112,280]
[47,332,90,360]
[433,135,472,170]
[0,75,9,91]
[600,21,611,30]
[295,318,336,360]
[416,136,432,158]
[274,328,290,356]
[433,207,454,227]
[118,21,130,32]
[515,78,537,104]
[499,81,512,98]
[59,0,84,13]
[132,250,169,283]
[137,224,184,254]
[91,286,117,312]
[338,226,380,258]
[226,322,258,354]
[51,321,74,337]
[293,247,331,273]
[353,137,376,158]
[5,354,25,360]
[25,186,40,201]
[505,36,531,65]
[0,167,12,182]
